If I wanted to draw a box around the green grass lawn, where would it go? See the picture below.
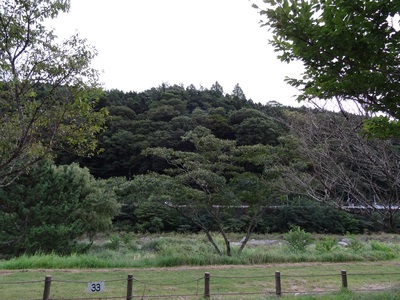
[1,233,400,299]
[1,261,400,299]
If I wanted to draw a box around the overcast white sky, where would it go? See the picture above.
[47,0,304,106]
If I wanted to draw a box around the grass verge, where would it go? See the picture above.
[1,261,400,299]
[1,233,399,269]
[1,233,400,299]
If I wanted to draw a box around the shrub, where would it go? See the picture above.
[370,241,395,255]
[259,198,365,234]
[284,226,313,252]
[0,161,120,257]
[107,234,121,250]
[315,236,338,253]
[121,233,133,246]
[346,234,364,252]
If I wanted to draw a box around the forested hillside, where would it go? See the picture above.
[2,0,400,258]
[55,82,398,238]
[56,82,291,179]
[3,80,400,256]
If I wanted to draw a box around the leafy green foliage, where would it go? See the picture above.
[129,126,278,256]
[284,226,313,252]
[315,237,338,253]
[107,234,121,250]
[52,83,399,236]
[345,234,364,252]
[261,198,364,234]
[258,0,400,135]
[56,83,287,179]
[369,241,397,260]
[0,161,120,257]
[0,0,106,185]
[2,233,400,270]
[134,202,175,233]
[362,117,400,139]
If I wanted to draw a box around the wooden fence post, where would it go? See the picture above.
[341,270,348,289]
[42,275,52,300]
[126,274,133,300]
[275,271,282,296]
[204,272,210,298]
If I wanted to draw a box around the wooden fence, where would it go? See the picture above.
[1,269,400,299]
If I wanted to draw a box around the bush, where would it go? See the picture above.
[107,235,121,250]
[259,198,366,234]
[315,236,338,253]
[370,241,394,253]
[0,161,120,257]
[346,234,364,252]
[284,226,313,252]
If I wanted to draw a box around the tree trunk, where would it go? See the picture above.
[204,229,222,256]
[239,211,260,254]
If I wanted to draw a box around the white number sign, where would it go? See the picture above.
[88,281,105,293]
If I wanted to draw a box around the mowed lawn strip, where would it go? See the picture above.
[1,261,400,299]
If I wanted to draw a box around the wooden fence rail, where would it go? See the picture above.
[1,269,399,299]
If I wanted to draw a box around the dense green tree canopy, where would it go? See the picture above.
[52,81,400,237]
[141,126,277,255]
[257,0,400,132]
[0,161,120,256]
[56,83,288,179]
[0,0,106,186]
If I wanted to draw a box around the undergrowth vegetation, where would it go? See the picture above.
[1,231,400,269]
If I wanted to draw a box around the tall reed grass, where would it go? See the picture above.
[1,233,399,269]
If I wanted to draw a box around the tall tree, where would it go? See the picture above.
[210,81,224,97]
[231,83,246,101]
[256,0,400,136]
[0,161,120,256]
[0,0,106,186]
[143,126,277,256]
[278,110,400,231]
